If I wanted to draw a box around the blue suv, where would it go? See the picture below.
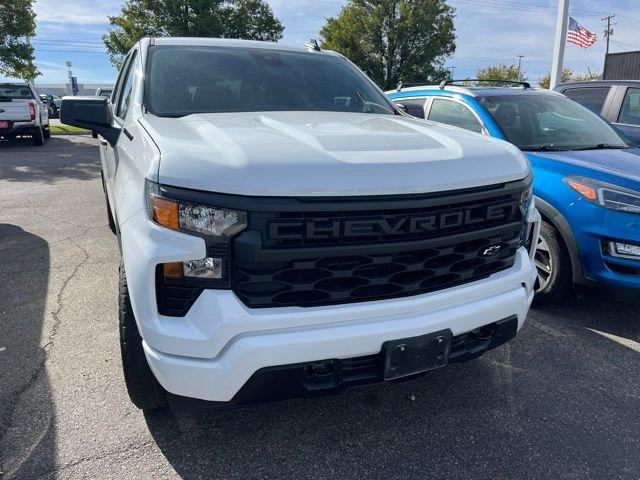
[387,80,640,301]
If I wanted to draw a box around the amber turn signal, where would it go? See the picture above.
[566,179,597,201]
[151,196,179,229]
[163,262,183,279]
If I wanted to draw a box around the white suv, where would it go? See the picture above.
[61,38,540,411]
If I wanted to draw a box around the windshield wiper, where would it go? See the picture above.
[570,143,629,151]
[520,145,568,152]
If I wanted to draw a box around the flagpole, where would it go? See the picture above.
[550,0,570,89]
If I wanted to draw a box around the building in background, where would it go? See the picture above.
[33,83,114,96]
[603,51,640,80]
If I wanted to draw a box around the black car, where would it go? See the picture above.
[555,80,640,145]
[39,94,59,118]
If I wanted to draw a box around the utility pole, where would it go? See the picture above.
[602,14,615,56]
[550,0,570,90]
[66,61,73,94]
[516,55,525,81]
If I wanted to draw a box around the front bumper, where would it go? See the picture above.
[572,207,640,289]
[121,205,539,403]
[166,315,519,410]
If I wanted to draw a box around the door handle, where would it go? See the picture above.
[99,138,108,146]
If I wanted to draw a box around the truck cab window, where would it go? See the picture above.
[562,87,609,114]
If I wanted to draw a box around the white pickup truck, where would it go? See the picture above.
[61,38,540,411]
[0,82,50,145]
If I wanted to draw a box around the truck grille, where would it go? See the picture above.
[231,180,527,308]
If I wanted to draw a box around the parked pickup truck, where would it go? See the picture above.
[0,82,50,145]
[61,38,540,411]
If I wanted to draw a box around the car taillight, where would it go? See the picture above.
[28,101,36,120]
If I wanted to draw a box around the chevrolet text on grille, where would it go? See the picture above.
[268,201,521,240]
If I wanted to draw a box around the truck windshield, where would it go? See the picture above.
[0,85,33,101]
[145,45,395,117]
[478,93,632,151]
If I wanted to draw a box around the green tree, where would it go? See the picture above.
[475,63,525,85]
[538,68,601,89]
[103,0,284,67]
[0,0,38,80]
[320,0,456,90]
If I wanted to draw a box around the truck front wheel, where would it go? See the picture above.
[119,262,167,410]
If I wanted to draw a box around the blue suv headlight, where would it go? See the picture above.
[564,176,640,214]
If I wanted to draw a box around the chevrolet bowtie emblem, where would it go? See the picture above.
[481,245,502,257]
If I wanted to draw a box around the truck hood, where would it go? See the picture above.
[526,148,640,183]
[142,111,530,196]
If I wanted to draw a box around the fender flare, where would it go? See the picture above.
[534,196,587,284]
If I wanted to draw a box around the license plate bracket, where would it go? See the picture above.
[383,330,452,380]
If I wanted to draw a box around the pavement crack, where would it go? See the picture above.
[42,236,90,352]
[33,440,157,477]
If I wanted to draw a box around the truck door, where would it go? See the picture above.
[103,50,138,222]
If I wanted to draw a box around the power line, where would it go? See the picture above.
[452,0,608,17]
[33,44,106,51]
[33,37,104,44]
[33,49,108,54]
[611,39,640,51]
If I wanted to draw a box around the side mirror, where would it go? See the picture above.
[394,102,408,114]
[60,96,120,146]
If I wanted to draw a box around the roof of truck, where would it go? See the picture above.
[149,37,335,55]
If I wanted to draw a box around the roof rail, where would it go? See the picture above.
[396,82,431,91]
[305,38,321,52]
[439,79,531,89]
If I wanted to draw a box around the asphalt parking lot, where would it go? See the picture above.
[1,136,639,480]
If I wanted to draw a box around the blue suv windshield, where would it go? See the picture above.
[478,94,632,151]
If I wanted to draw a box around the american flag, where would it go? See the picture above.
[567,17,597,48]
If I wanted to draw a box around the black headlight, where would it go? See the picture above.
[146,180,247,316]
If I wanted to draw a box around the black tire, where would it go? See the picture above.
[119,262,167,410]
[32,126,44,146]
[533,220,572,304]
[43,125,51,139]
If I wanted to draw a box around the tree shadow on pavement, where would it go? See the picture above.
[0,224,56,479]
[145,290,640,480]
[0,136,99,184]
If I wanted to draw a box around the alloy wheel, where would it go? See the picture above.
[534,233,554,292]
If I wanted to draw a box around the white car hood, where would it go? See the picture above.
[141,111,530,196]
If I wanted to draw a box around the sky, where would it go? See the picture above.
[11,0,640,86]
